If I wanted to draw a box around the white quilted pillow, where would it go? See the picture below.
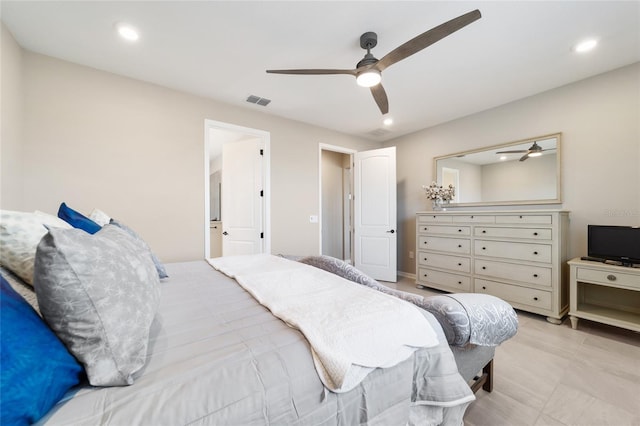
[89,208,111,226]
[0,210,71,285]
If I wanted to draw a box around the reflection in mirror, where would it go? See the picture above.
[434,133,561,206]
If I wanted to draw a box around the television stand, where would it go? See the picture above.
[568,258,640,332]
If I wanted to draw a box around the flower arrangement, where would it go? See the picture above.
[422,182,455,202]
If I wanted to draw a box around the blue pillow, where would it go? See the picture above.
[0,274,84,425]
[57,202,101,234]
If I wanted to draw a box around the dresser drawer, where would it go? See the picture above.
[474,227,552,240]
[474,240,552,263]
[577,268,640,290]
[418,236,470,254]
[475,259,552,287]
[418,225,471,236]
[418,268,471,291]
[418,214,453,224]
[418,251,470,273]
[496,215,553,225]
[451,215,495,224]
[476,279,552,310]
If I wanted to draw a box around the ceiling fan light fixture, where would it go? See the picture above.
[574,38,598,53]
[356,69,381,87]
[528,152,543,157]
[115,23,139,41]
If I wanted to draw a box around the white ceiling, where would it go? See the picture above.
[2,1,639,142]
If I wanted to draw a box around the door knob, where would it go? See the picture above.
[222,231,229,236]
[387,229,395,233]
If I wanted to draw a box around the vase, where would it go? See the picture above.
[432,199,442,211]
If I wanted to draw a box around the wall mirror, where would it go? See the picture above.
[434,133,561,206]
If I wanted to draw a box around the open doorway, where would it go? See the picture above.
[319,144,355,263]
[204,119,271,258]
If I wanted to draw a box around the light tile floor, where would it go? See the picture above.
[387,276,640,426]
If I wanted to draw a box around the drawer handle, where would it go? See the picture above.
[607,274,617,281]
[482,230,487,234]
[533,274,538,278]
[533,232,539,236]
[533,251,539,255]
[482,286,486,290]
[482,266,486,270]
[458,281,462,285]
[458,263,462,266]
[519,215,523,219]
[533,297,539,301]
[458,229,462,232]
[423,274,428,277]
[423,241,427,245]
[423,258,427,261]
[482,247,486,250]
[470,215,474,219]
[433,216,437,218]
[458,244,463,248]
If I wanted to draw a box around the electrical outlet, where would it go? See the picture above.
[409,251,414,259]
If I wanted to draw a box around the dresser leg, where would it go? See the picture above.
[569,315,578,330]
[545,316,563,325]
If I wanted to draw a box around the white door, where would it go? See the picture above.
[221,139,264,255]
[354,147,397,282]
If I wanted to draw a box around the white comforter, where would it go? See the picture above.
[208,254,439,393]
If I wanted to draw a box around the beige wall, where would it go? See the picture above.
[387,62,640,275]
[5,47,379,262]
[1,24,24,209]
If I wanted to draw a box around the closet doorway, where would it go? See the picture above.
[319,144,355,263]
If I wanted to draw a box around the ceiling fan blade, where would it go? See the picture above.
[266,68,356,76]
[375,9,481,72]
[370,84,389,114]
[497,150,528,154]
[519,153,530,162]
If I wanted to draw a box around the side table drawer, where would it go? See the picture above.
[418,268,471,291]
[418,236,470,254]
[475,259,552,287]
[418,251,470,273]
[476,278,552,310]
[577,268,640,289]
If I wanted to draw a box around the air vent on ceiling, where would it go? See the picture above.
[367,128,392,137]
[246,95,271,107]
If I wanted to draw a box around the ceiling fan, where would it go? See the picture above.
[497,141,556,162]
[266,9,481,115]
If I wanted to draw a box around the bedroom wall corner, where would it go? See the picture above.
[0,22,24,210]
[386,62,640,275]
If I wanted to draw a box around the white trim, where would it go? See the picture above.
[318,143,357,256]
[204,119,271,258]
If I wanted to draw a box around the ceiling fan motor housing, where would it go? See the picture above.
[360,32,378,50]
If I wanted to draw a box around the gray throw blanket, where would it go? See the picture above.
[297,255,518,347]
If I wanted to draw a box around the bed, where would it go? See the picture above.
[1,208,517,426]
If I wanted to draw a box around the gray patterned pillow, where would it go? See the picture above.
[33,225,160,386]
[109,218,168,279]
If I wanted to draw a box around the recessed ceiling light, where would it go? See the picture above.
[383,117,393,126]
[115,23,139,42]
[573,39,597,53]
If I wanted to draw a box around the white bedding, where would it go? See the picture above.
[208,254,439,392]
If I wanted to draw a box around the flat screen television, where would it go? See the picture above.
[588,225,640,266]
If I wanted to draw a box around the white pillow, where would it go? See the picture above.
[89,208,111,227]
[0,210,71,285]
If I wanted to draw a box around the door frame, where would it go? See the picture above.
[204,119,271,258]
[318,143,356,260]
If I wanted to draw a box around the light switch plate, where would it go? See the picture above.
[309,215,318,223]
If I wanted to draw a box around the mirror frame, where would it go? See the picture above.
[433,132,562,207]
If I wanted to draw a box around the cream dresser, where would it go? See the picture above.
[416,210,570,323]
